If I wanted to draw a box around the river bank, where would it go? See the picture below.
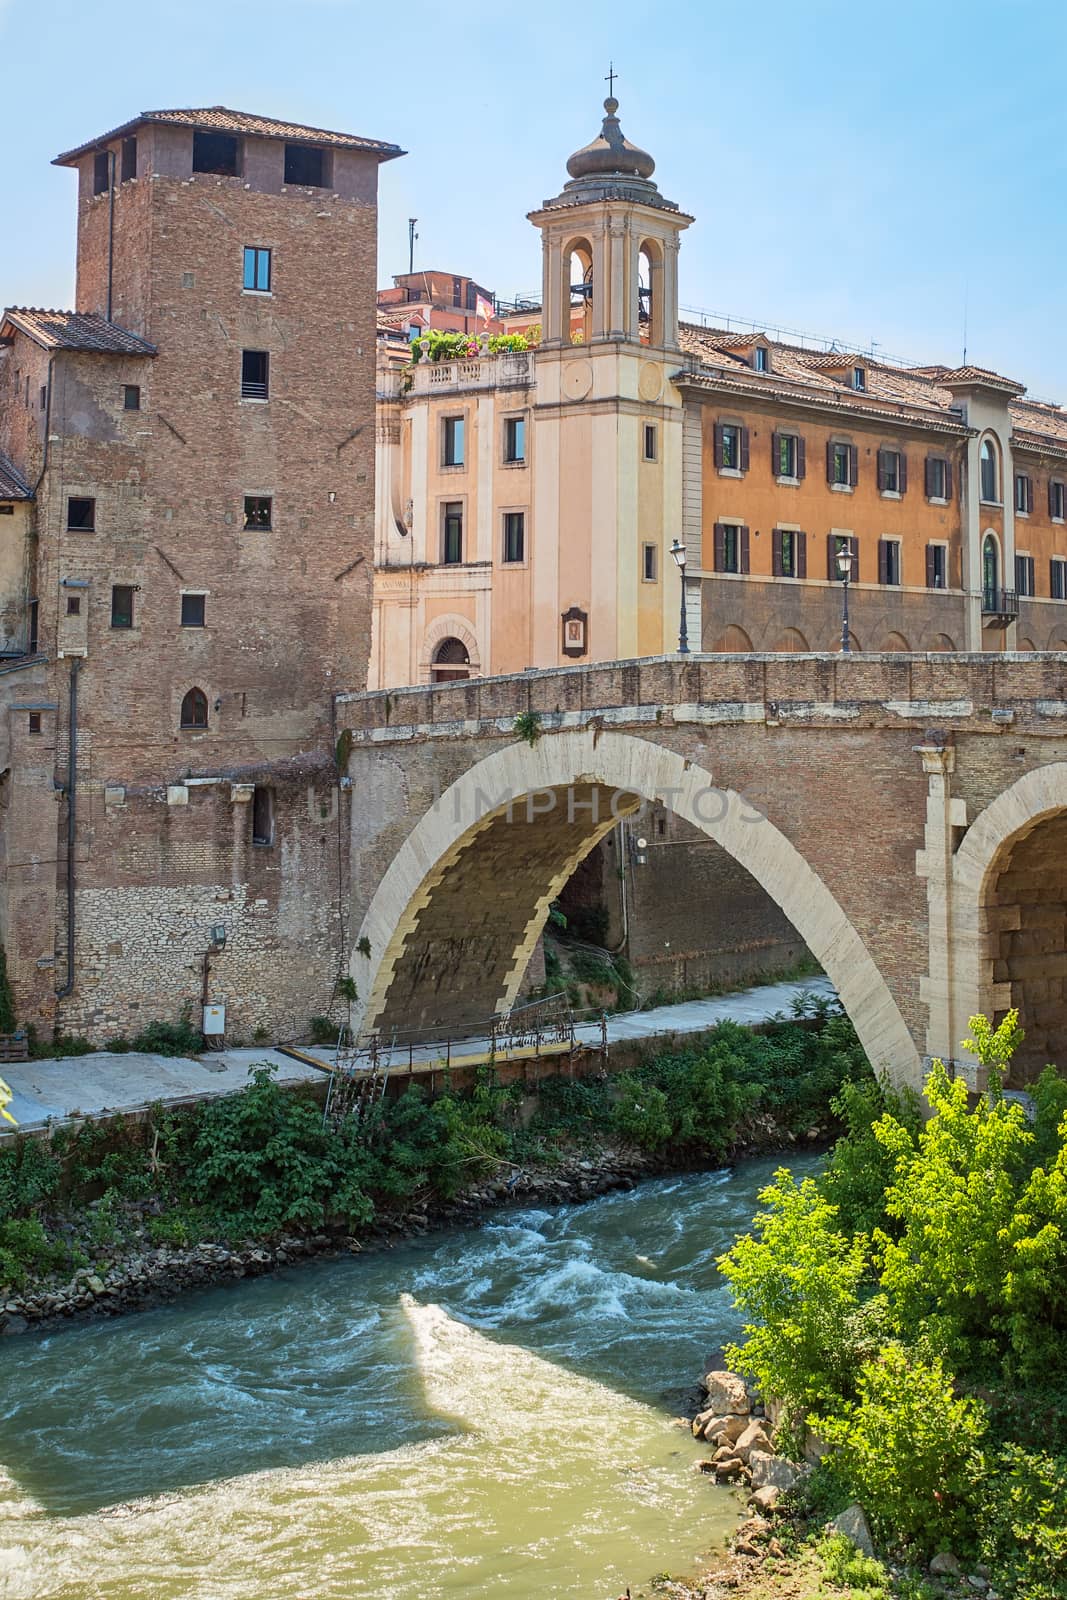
[1,1117,827,1338]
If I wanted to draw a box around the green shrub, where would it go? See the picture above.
[0,944,16,1034]
[818,1532,890,1594]
[812,1342,987,1555]
[130,1016,204,1056]
[821,1075,922,1236]
[0,1137,62,1215]
[0,1217,73,1290]
[309,1016,337,1046]
[718,1170,869,1411]
[979,1443,1067,1600]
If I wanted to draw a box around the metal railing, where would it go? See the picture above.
[982,587,1020,619]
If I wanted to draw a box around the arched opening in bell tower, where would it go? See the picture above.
[564,238,593,345]
[637,239,664,346]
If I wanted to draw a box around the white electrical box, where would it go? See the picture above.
[203,1003,226,1036]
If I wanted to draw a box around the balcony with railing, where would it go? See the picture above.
[410,350,534,396]
[982,587,1019,627]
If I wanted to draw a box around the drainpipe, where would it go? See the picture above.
[55,656,81,999]
[105,149,116,323]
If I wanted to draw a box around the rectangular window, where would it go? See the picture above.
[830,441,855,487]
[243,495,272,530]
[853,366,866,391]
[284,144,326,187]
[1052,557,1067,600]
[754,346,768,372]
[28,600,38,654]
[241,349,269,400]
[1050,480,1065,521]
[643,542,658,581]
[1015,473,1033,515]
[181,593,206,627]
[243,246,272,293]
[878,448,906,495]
[27,712,41,734]
[1016,554,1036,596]
[252,786,275,846]
[93,150,111,195]
[779,529,797,577]
[67,496,95,531]
[503,511,525,563]
[504,416,525,463]
[828,533,860,581]
[443,416,465,467]
[718,422,746,471]
[714,522,749,574]
[193,130,239,176]
[776,433,797,478]
[66,596,81,616]
[121,136,137,182]
[926,455,950,500]
[39,385,47,411]
[123,384,140,411]
[110,585,134,629]
[442,502,463,565]
[643,423,657,461]
[927,544,948,589]
[879,538,902,586]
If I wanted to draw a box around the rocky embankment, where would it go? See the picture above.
[0,1147,664,1337]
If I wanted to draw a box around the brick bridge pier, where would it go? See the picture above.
[338,654,1067,1089]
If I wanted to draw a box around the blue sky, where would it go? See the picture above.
[2,0,1066,396]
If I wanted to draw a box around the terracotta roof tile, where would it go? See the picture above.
[0,454,31,500]
[54,107,403,166]
[1,309,156,355]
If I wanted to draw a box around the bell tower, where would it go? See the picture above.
[528,94,691,351]
[525,92,695,667]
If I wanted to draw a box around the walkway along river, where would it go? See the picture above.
[0,1155,820,1600]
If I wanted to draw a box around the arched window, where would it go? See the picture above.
[180,687,208,729]
[637,240,663,346]
[980,438,999,503]
[983,534,999,605]
[565,239,593,345]
[431,637,470,683]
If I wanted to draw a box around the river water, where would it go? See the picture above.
[0,1155,817,1600]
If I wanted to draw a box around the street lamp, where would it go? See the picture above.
[836,541,855,654]
[669,539,689,654]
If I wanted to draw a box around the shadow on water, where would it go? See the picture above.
[0,1155,820,1519]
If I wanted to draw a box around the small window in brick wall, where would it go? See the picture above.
[93,150,111,195]
[244,495,272,531]
[181,593,206,627]
[66,596,81,616]
[67,497,95,531]
[252,786,275,846]
[28,713,41,734]
[111,585,135,629]
[241,350,269,401]
[180,687,208,729]
[124,385,141,411]
[121,136,137,182]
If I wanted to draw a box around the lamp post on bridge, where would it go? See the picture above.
[836,541,855,654]
[669,539,690,654]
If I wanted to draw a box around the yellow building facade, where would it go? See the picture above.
[370,97,1067,687]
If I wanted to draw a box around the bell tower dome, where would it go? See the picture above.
[528,94,692,350]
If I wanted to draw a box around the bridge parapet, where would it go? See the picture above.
[337,651,1067,742]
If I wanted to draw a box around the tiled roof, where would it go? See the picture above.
[941,364,1024,390]
[0,453,31,500]
[1,309,156,355]
[54,107,404,166]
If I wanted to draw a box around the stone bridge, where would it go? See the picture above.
[338,654,1067,1089]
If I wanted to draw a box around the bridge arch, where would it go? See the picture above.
[352,728,921,1088]
[953,761,1067,1081]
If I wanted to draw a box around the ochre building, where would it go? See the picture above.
[369,96,1067,687]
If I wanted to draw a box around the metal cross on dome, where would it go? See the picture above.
[605,62,617,97]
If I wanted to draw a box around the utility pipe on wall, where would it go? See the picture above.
[55,657,81,1000]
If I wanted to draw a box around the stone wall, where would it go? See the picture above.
[989,811,1067,1083]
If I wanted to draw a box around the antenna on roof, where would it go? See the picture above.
[408,218,418,276]
[962,279,969,367]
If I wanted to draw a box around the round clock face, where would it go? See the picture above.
[638,362,663,401]
[561,359,593,401]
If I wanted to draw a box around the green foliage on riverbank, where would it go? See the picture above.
[718,1012,1067,1596]
[0,1007,866,1291]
